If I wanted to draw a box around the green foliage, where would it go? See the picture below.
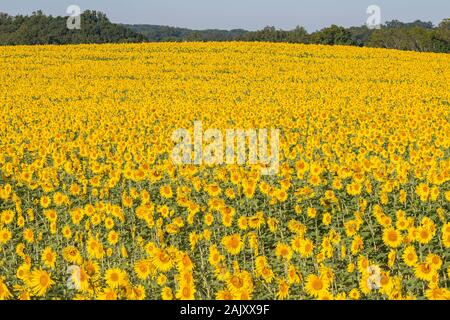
[127,20,448,53]
[125,24,248,42]
[0,10,145,45]
[310,25,355,46]
[0,10,448,53]
[367,20,450,52]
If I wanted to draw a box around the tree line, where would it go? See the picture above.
[0,10,448,53]
[0,10,145,45]
[127,19,449,53]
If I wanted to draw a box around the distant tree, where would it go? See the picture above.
[243,26,290,42]
[0,10,145,45]
[186,31,202,41]
[432,19,450,52]
[287,26,309,43]
[347,25,373,46]
[0,11,448,53]
[385,20,434,29]
[367,19,449,52]
[311,25,355,45]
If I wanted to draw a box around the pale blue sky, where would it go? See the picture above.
[0,0,448,31]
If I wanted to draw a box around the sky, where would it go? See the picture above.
[0,0,448,32]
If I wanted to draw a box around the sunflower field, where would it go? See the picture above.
[0,42,449,300]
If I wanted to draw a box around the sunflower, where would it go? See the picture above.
[415,263,435,282]
[243,184,256,199]
[157,274,167,285]
[29,269,54,297]
[237,290,252,300]
[276,279,289,299]
[86,236,104,259]
[215,290,234,300]
[306,207,317,219]
[176,284,195,300]
[68,183,81,196]
[425,287,450,300]
[247,212,264,229]
[382,227,402,248]
[15,286,31,300]
[305,274,329,298]
[151,248,174,272]
[105,268,127,288]
[226,271,253,297]
[0,278,12,300]
[344,220,358,237]
[351,235,364,255]
[225,188,235,199]
[134,259,155,280]
[221,234,243,255]
[318,291,334,300]
[104,217,114,230]
[0,228,12,244]
[276,189,288,202]
[442,232,450,248]
[299,238,314,258]
[347,262,355,273]
[208,245,223,266]
[349,288,360,300]
[131,285,146,300]
[83,260,100,281]
[107,230,119,245]
[267,217,278,233]
[16,263,31,282]
[260,266,275,283]
[334,292,347,300]
[204,212,214,226]
[237,216,248,230]
[402,246,418,267]
[41,247,56,269]
[39,196,51,208]
[388,249,396,268]
[161,287,174,300]
[416,226,434,244]
[61,225,72,239]
[159,185,173,199]
[322,212,332,226]
[23,228,35,244]
[228,274,245,294]
[415,183,430,202]
[177,253,194,272]
[97,287,117,300]
[425,254,442,271]
[0,210,14,225]
[206,184,222,197]
[287,265,301,285]
[62,246,82,264]
[255,256,267,272]
[396,218,409,231]
[177,271,194,287]
[53,192,65,206]
[275,243,293,261]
